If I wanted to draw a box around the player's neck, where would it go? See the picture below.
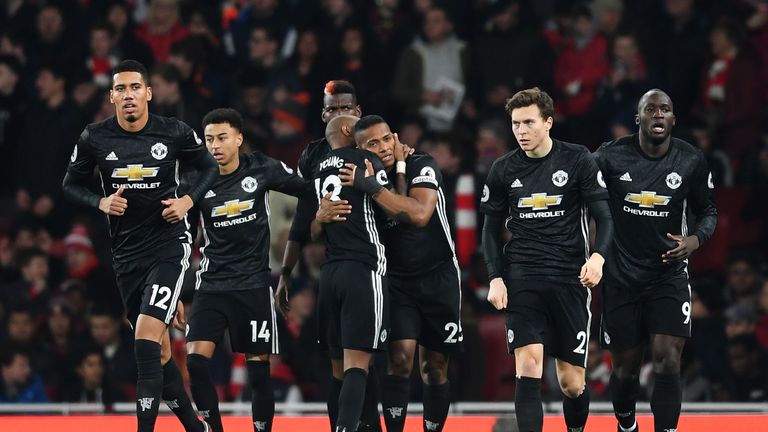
[524,136,553,159]
[219,156,240,175]
[116,112,149,133]
[638,135,671,158]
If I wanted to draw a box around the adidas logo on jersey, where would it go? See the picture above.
[510,179,523,188]
[620,172,632,182]
[106,151,118,161]
[204,190,216,198]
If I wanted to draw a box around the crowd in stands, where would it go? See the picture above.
[0,0,766,406]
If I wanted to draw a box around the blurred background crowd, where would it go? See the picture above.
[0,0,767,407]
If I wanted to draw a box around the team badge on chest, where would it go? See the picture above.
[242,176,258,193]
[552,170,568,187]
[666,172,682,190]
[151,143,168,160]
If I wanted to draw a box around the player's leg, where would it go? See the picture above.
[245,354,273,432]
[186,293,228,432]
[419,348,450,432]
[555,360,589,432]
[417,261,463,432]
[602,279,646,432]
[513,343,545,432]
[329,358,345,431]
[134,314,169,432]
[383,339,416,432]
[160,330,207,432]
[337,349,374,432]
[649,335,685,432]
[186,341,221,432]
[646,278,691,432]
[359,359,383,432]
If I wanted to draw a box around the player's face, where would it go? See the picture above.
[322,93,360,123]
[510,104,552,152]
[110,71,152,123]
[356,122,395,169]
[637,92,675,143]
[205,122,243,167]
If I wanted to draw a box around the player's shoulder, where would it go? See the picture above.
[671,137,703,158]
[554,139,591,156]
[408,150,437,167]
[302,137,331,159]
[595,134,636,155]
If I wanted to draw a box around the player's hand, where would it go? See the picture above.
[173,300,187,332]
[275,276,291,319]
[662,233,700,263]
[161,195,193,224]
[99,186,128,216]
[339,161,372,187]
[316,193,351,223]
[579,253,604,288]
[393,133,412,162]
[487,277,508,310]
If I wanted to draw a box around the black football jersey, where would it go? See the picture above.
[314,147,391,274]
[380,151,456,278]
[288,137,332,243]
[594,134,717,286]
[67,114,209,260]
[480,139,608,281]
[195,153,311,292]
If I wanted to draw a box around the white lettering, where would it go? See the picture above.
[622,206,669,217]
[320,156,345,171]
[212,213,259,227]
[519,210,566,219]
[112,182,161,189]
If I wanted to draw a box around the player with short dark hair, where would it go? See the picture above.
[594,89,717,432]
[321,114,462,432]
[312,115,391,432]
[62,59,218,432]
[184,108,312,432]
[482,87,613,432]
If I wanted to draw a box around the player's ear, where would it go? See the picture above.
[341,125,351,137]
[109,90,114,104]
[672,115,676,127]
[236,132,243,147]
[145,86,152,101]
[634,114,640,125]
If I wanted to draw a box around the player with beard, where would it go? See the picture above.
[185,108,313,432]
[594,89,717,432]
[63,60,217,432]
[320,115,462,432]
[481,88,614,432]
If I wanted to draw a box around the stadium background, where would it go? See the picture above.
[0,0,767,429]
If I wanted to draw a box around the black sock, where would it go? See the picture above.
[357,366,381,432]
[336,368,368,432]
[609,374,639,431]
[423,382,450,432]
[514,376,543,432]
[651,373,681,432]
[563,386,590,431]
[247,361,274,432]
[328,377,343,431]
[135,339,163,432]
[187,354,223,432]
[381,375,410,432]
[163,358,204,432]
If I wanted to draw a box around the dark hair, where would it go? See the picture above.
[324,80,356,97]
[88,303,121,321]
[15,247,47,268]
[0,54,22,76]
[112,59,150,86]
[0,343,29,367]
[90,21,115,38]
[202,108,244,133]
[39,63,68,81]
[505,87,555,120]
[728,333,760,353]
[352,115,386,136]
[150,63,182,85]
[76,345,104,366]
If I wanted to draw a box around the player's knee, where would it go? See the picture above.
[388,351,413,378]
[651,350,681,374]
[421,359,448,385]
[186,353,210,380]
[559,377,585,399]
[516,356,542,377]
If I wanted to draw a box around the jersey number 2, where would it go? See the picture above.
[573,331,587,355]
[315,175,342,202]
[149,284,172,310]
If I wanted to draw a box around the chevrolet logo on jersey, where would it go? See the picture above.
[112,164,159,181]
[517,193,564,218]
[623,191,671,217]
[212,199,255,218]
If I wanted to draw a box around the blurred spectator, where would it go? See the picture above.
[334,26,386,129]
[244,25,282,80]
[690,122,733,188]
[391,6,469,131]
[552,4,609,148]
[757,280,768,349]
[474,0,553,114]
[690,281,728,382]
[0,54,23,198]
[105,2,154,68]
[134,0,189,63]
[715,334,768,401]
[1,248,51,316]
[61,348,125,406]
[28,4,83,68]
[38,298,83,400]
[586,340,611,400]
[702,17,764,173]
[236,72,271,150]
[725,256,761,307]
[88,305,136,397]
[474,118,511,178]
[596,32,654,139]
[149,63,208,134]
[593,0,627,41]
[64,226,120,312]
[86,23,120,89]
[266,93,310,168]
[0,345,48,403]
[229,0,291,61]
[724,303,758,339]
